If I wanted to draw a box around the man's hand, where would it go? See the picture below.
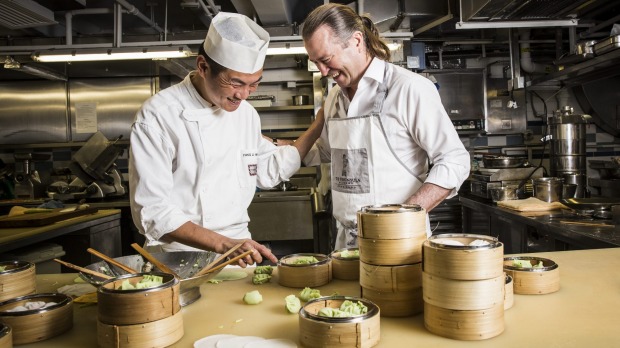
[219,238,278,267]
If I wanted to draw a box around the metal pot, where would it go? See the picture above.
[292,95,310,106]
[482,156,528,169]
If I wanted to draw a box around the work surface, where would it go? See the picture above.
[22,248,620,348]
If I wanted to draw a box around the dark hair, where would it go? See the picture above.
[198,40,227,77]
[302,3,390,61]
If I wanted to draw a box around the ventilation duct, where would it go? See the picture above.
[0,0,57,29]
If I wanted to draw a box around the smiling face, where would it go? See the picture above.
[193,55,263,112]
[304,25,370,93]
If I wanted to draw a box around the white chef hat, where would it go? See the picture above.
[203,12,269,74]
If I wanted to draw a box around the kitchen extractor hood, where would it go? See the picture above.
[0,0,57,29]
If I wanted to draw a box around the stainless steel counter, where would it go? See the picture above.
[460,195,620,252]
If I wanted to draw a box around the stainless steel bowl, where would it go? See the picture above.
[79,251,220,306]
[292,95,310,106]
[489,186,518,202]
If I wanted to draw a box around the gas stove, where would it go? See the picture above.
[469,167,544,199]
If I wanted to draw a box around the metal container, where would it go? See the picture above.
[292,95,310,106]
[532,177,564,202]
[547,106,589,194]
[562,184,578,199]
[489,186,518,202]
[482,156,527,169]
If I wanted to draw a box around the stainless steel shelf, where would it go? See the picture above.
[528,49,620,88]
[255,105,314,111]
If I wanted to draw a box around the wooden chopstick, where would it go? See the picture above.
[195,243,243,277]
[53,258,112,280]
[130,243,179,278]
[87,247,139,274]
[199,249,254,275]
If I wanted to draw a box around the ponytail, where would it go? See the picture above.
[303,4,391,61]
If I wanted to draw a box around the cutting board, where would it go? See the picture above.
[0,207,99,228]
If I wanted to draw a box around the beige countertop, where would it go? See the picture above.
[18,247,620,348]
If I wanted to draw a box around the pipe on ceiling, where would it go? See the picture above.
[519,29,549,74]
[65,8,113,46]
[115,0,166,34]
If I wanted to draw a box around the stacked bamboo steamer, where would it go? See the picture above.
[97,273,183,348]
[358,204,427,317]
[422,234,505,340]
[0,261,36,302]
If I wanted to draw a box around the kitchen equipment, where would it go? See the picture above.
[358,236,424,266]
[482,155,528,169]
[358,204,426,239]
[424,301,504,341]
[329,248,360,280]
[560,197,620,212]
[362,286,423,318]
[291,95,310,106]
[97,272,180,325]
[0,207,99,228]
[13,153,50,199]
[79,251,221,306]
[469,167,543,200]
[503,256,560,295]
[277,253,332,288]
[547,106,589,198]
[360,262,421,292]
[130,243,178,278]
[593,35,620,55]
[299,296,380,348]
[562,184,578,199]
[533,177,564,202]
[0,261,35,301]
[575,40,596,56]
[489,186,518,202]
[98,311,183,348]
[46,131,126,201]
[246,95,274,107]
[87,247,138,274]
[0,293,73,345]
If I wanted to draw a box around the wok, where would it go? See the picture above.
[79,251,221,306]
[482,155,528,169]
[560,197,620,211]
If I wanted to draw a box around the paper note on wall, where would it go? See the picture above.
[75,102,98,133]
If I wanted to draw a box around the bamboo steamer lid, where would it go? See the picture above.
[503,257,560,295]
[97,310,184,348]
[0,293,73,345]
[278,253,332,288]
[358,204,426,239]
[423,234,504,280]
[359,262,422,292]
[358,235,425,266]
[0,261,35,302]
[424,301,504,340]
[0,323,11,348]
[299,296,380,348]
[97,273,180,325]
[505,274,514,310]
[422,272,505,311]
[330,248,360,280]
[361,286,423,318]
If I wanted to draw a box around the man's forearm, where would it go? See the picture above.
[293,108,324,159]
[404,183,452,212]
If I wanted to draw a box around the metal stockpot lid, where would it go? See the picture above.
[360,204,422,214]
[549,106,590,124]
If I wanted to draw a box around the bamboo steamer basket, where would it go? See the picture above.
[422,272,504,311]
[361,286,423,318]
[0,293,73,345]
[358,235,426,265]
[0,261,35,302]
[503,256,560,295]
[330,248,360,280]
[299,296,380,348]
[359,262,422,292]
[98,310,184,348]
[278,253,332,288]
[358,204,427,239]
[422,234,504,280]
[0,323,11,348]
[505,274,514,310]
[98,272,180,325]
[424,301,504,340]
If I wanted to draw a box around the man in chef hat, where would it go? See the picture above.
[129,12,324,266]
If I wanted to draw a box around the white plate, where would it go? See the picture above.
[216,336,264,348]
[244,338,297,348]
[194,334,237,348]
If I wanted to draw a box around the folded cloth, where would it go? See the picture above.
[497,197,567,212]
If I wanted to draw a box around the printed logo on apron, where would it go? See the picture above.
[332,148,369,193]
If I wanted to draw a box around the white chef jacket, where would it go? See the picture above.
[305,58,470,235]
[129,72,301,250]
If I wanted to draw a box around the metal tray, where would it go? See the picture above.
[593,35,620,55]
[560,197,620,211]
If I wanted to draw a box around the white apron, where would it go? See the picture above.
[328,66,429,249]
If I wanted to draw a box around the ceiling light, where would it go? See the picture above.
[266,45,307,56]
[31,46,193,62]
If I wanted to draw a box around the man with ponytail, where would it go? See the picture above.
[301,3,470,249]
